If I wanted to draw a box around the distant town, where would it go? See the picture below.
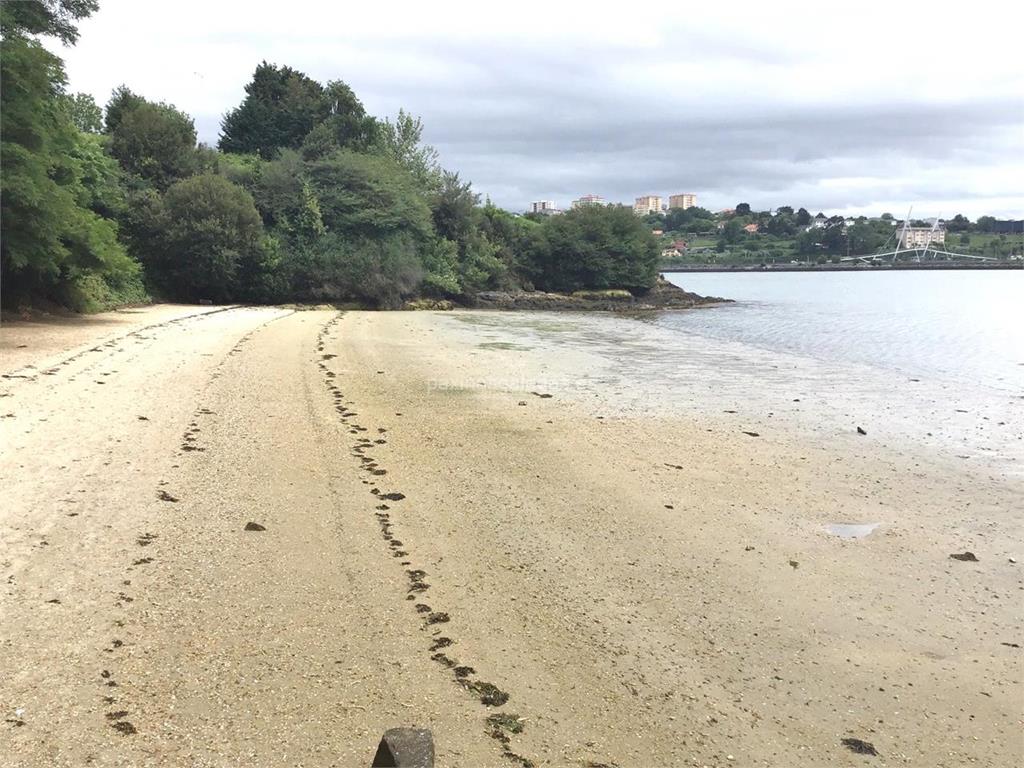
[524,194,1024,268]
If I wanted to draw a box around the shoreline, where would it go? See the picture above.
[1,305,1020,767]
[328,310,1024,766]
[661,261,1023,272]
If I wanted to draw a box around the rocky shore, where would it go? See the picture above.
[470,276,729,311]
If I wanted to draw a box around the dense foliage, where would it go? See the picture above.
[525,206,658,292]
[1,6,661,311]
[0,7,145,311]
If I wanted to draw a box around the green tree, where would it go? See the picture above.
[302,232,424,307]
[847,222,886,254]
[252,149,325,244]
[796,207,811,226]
[976,216,997,233]
[298,151,435,303]
[477,202,534,286]
[0,0,97,45]
[103,84,145,133]
[525,205,658,293]
[795,229,821,256]
[145,174,267,301]
[109,100,197,189]
[69,131,126,219]
[64,92,102,132]
[735,202,751,215]
[306,150,432,242]
[299,80,380,159]
[721,219,744,244]
[219,64,380,159]
[219,63,324,157]
[1,33,141,310]
[819,217,848,253]
[420,237,461,295]
[765,213,795,237]
[427,172,507,294]
[375,109,441,190]
[945,214,972,233]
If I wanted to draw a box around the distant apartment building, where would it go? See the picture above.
[900,227,946,248]
[668,193,697,210]
[572,194,605,209]
[530,201,561,216]
[633,195,662,216]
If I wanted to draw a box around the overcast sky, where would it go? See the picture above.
[53,0,1024,218]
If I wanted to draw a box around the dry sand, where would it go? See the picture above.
[1,306,1021,767]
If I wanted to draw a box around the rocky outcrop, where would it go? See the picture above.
[471,277,729,311]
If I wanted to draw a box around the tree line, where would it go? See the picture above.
[651,203,1020,262]
[1,1,659,312]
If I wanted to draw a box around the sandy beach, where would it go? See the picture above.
[1,305,1021,767]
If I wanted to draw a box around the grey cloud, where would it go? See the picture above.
[182,20,1022,218]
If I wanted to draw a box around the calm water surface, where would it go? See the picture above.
[663,270,1024,393]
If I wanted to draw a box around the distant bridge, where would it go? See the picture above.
[838,247,998,264]
[843,207,998,264]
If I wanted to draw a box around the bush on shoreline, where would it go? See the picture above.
[0,1,660,312]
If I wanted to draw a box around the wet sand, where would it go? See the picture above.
[1,306,1021,767]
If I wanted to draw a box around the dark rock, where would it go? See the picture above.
[244,522,266,532]
[841,737,878,756]
[472,276,729,312]
[857,426,867,435]
[371,728,434,768]
[742,431,760,437]
[950,552,978,562]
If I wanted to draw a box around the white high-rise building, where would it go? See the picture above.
[668,193,697,210]
[633,195,662,216]
[572,194,605,209]
[900,227,946,248]
[530,201,560,215]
